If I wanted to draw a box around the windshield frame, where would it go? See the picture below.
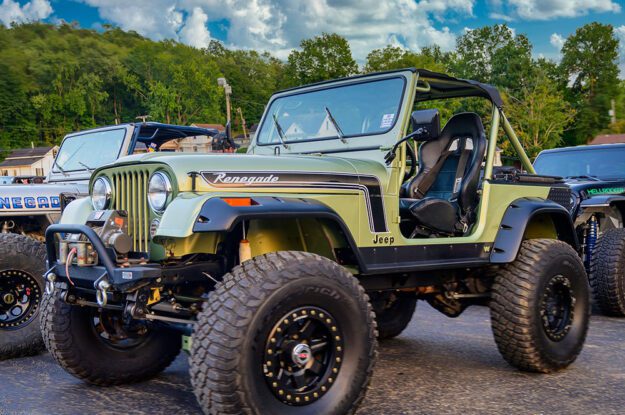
[52,127,127,174]
[255,75,407,146]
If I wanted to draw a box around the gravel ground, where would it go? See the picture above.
[1,303,624,415]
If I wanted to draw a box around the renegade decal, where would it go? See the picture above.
[0,196,60,210]
[201,171,388,233]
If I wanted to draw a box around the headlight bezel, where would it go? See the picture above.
[148,171,173,213]
[92,177,112,210]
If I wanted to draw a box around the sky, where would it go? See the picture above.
[0,0,624,73]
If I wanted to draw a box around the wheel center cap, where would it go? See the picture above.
[292,343,312,366]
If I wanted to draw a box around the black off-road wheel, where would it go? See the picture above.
[589,228,625,316]
[40,290,181,385]
[370,291,417,340]
[190,252,377,415]
[490,239,590,373]
[0,233,46,360]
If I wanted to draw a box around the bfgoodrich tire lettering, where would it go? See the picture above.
[190,251,377,415]
[490,239,590,373]
[589,227,625,316]
[0,233,46,360]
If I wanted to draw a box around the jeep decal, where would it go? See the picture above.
[201,171,388,233]
[0,196,61,210]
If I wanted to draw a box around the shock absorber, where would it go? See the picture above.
[585,215,598,269]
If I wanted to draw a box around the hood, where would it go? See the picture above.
[564,178,625,199]
[101,153,390,192]
[0,182,87,214]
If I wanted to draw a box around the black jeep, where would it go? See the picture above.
[534,144,625,315]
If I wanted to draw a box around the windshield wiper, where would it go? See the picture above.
[54,162,69,176]
[325,106,347,144]
[78,161,94,172]
[272,113,289,149]
[565,175,600,181]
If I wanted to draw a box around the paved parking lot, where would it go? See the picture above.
[2,303,625,415]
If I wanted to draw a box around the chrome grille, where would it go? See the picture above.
[111,169,150,252]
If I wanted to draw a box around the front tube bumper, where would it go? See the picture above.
[45,224,161,293]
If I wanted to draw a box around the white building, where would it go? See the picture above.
[0,146,59,177]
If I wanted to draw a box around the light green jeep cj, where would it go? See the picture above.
[44,69,589,415]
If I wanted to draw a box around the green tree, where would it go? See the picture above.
[560,22,620,145]
[284,33,358,86]
[208,41,285,125]
[454,24,533,93]
[504,72,576,158]
[363,45,446,73]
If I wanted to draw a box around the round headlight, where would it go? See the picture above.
[92,177,112,210]
[148,172,172,213]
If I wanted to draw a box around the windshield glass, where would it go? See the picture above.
[534,147,625,179]
[256,77,405,145]
[54,128,126,172]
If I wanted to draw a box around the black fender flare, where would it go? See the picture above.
[192,196,366,270]
[490,198,579,264]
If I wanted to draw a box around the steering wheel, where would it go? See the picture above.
[404,142,417,182]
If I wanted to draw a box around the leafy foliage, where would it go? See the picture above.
[284,33,358,86]
[560,22,620,145]
[0,21,622,161]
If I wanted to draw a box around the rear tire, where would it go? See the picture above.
[490,239,590,373]
[40,289,181,385]
[370,291,417,340]
[190,252,377,415]
[0,233,46,360]
[589,228,625,316]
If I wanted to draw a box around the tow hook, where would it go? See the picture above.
[45,272,57,295]
[96,280,111,307]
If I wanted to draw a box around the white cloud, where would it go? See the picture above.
[179,7,211,48]
[79,0,474,60]
[492,0,621,20]
[550,33,564,50]
[0,0,52,26]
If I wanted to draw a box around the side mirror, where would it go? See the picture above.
[410,109,440,141]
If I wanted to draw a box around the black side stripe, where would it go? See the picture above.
[200,171,388,233]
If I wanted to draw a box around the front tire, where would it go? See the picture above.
[589,228,625,316]
[0,233,46,360]
[40,290,181,385]
[490,239,590,373]
[190,252,377,415]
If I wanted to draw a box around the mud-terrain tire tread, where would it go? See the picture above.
[490,239,589,373]
[190,251,377,415]
[40,290,180,385]
[589,228,625,316]
[0,233,46,360]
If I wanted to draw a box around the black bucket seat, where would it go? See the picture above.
[400,112,487,236]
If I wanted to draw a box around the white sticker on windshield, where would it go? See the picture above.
[380,113,395,129]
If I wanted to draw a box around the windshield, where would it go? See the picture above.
[54,128,126,172]
[256,77,405,145]
[534,147,625,179]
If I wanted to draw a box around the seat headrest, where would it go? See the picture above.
[410,109,440,141]
[440,112,485,140]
